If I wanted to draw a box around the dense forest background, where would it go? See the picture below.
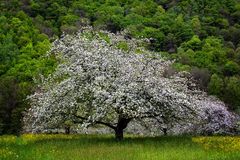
[0,0,240,135]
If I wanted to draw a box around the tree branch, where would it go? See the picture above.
[74,115,116,130]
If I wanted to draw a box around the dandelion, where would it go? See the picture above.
[19,134,75,144]
[192,136,240,152]
[0,135,17,144]
[0,148,17,159]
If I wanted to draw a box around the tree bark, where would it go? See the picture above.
[163,128,167,136]
[65,126,70,134]
[114,117,131,141]
[115,128,124,141]
[74,114,131,140]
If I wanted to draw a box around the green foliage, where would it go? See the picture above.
[181,35,202,51]
[208,74,224,96]
[0,9,55,134]
[117,41,129,51]
[0,33,19,75]
[179,36,227,74]
[1,0,240,134]
[98,32,111,43]
[224,61,240,76]
[224,76,240,111]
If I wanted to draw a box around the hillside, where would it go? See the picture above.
[0,0,240,134]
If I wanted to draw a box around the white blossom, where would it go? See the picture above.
[23,29,236,138]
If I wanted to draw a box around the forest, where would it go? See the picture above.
[0,0,240,135]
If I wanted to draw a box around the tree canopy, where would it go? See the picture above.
[23,30,236,140]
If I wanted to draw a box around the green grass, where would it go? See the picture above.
[0,134,240,160]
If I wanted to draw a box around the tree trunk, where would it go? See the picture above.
[163,128,167,136]
[114,117,131,141]
[115,128,124,141]
[65,126,70,134]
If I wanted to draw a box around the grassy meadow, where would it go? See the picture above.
[0,134,240,160]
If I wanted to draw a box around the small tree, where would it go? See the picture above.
[208,74,224,96]
[23,29,235,140]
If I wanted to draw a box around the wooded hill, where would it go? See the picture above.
[0,0,240,134]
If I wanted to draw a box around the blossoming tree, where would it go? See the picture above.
[23,29,236,140]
